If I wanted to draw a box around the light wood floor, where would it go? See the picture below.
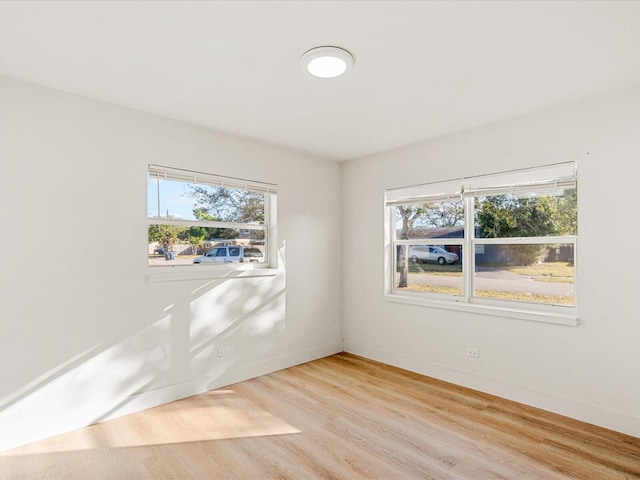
[1,353,639,479]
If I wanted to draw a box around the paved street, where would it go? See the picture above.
[401,266,574,298]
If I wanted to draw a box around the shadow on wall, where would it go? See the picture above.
[0,247,287,452]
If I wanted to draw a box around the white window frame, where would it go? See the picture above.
[146,165,278,282]
[384,162,578,326]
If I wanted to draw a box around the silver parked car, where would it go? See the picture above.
[409,245,459,265]
[193,245,264,264]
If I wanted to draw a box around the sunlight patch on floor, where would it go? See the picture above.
[1,389,300,456]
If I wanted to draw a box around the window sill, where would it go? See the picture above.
[384,293,578,326]
[146,265,278,283]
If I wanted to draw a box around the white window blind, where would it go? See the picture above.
[385,162,576,206]
[149,164,278,195]
[385,179,462,207]
[462,162,576,197]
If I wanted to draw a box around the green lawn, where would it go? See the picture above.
[400,284,573,306]
[397,260,575,305]
[402,263,463,276]
[473,289,574,305]
[498,262,574,283]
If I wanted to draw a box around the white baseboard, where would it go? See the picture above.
[0,342,343,452]
[343,340,640,439]
[99,341,344,422]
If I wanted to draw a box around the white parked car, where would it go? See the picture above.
[409,245,459,265]
[193,245,264,264]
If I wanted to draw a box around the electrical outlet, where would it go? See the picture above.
[217,346,229,357]
[466,347,480,358]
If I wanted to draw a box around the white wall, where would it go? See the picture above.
[0,76,343,451]
[343,86,640,437]
[2,74,639,452]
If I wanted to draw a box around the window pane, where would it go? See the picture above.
[148,226,265,266]
[474,243,575,306]
[147,175,265,223]
[147,176,200,220]
[395,244,463,296]
[395,201,464,239]
[475,187,577,238]
[148,231,266,266]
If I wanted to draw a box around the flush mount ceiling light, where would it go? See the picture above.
[301,46,354,78]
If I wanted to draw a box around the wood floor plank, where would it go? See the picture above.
[1,353,638,479]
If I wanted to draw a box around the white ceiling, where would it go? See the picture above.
[2,1,640,161]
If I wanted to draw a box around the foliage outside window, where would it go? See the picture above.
[386,162,577,321]
[147,165,276,267]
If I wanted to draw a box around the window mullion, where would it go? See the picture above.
[394,239,464,246]
[387,206,397,293]
[147,217,265,230]
[464,197,474,303]
[474,236,576,245]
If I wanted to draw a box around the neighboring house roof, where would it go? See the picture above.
[398,226,465,239]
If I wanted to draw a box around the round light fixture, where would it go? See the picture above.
[301,46,354,78]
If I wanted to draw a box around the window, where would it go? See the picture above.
[385,162,577,324]
[147,165,277,269]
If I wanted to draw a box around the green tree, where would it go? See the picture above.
[476,189,577,265]
[179,226,207,255]
[192,207,236,241]
[192,207,216,222]
[219,228,239,240]
[189,188,265,244]
[148,216,186,252]
[413,202,464,229]
[189,186,264,223]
